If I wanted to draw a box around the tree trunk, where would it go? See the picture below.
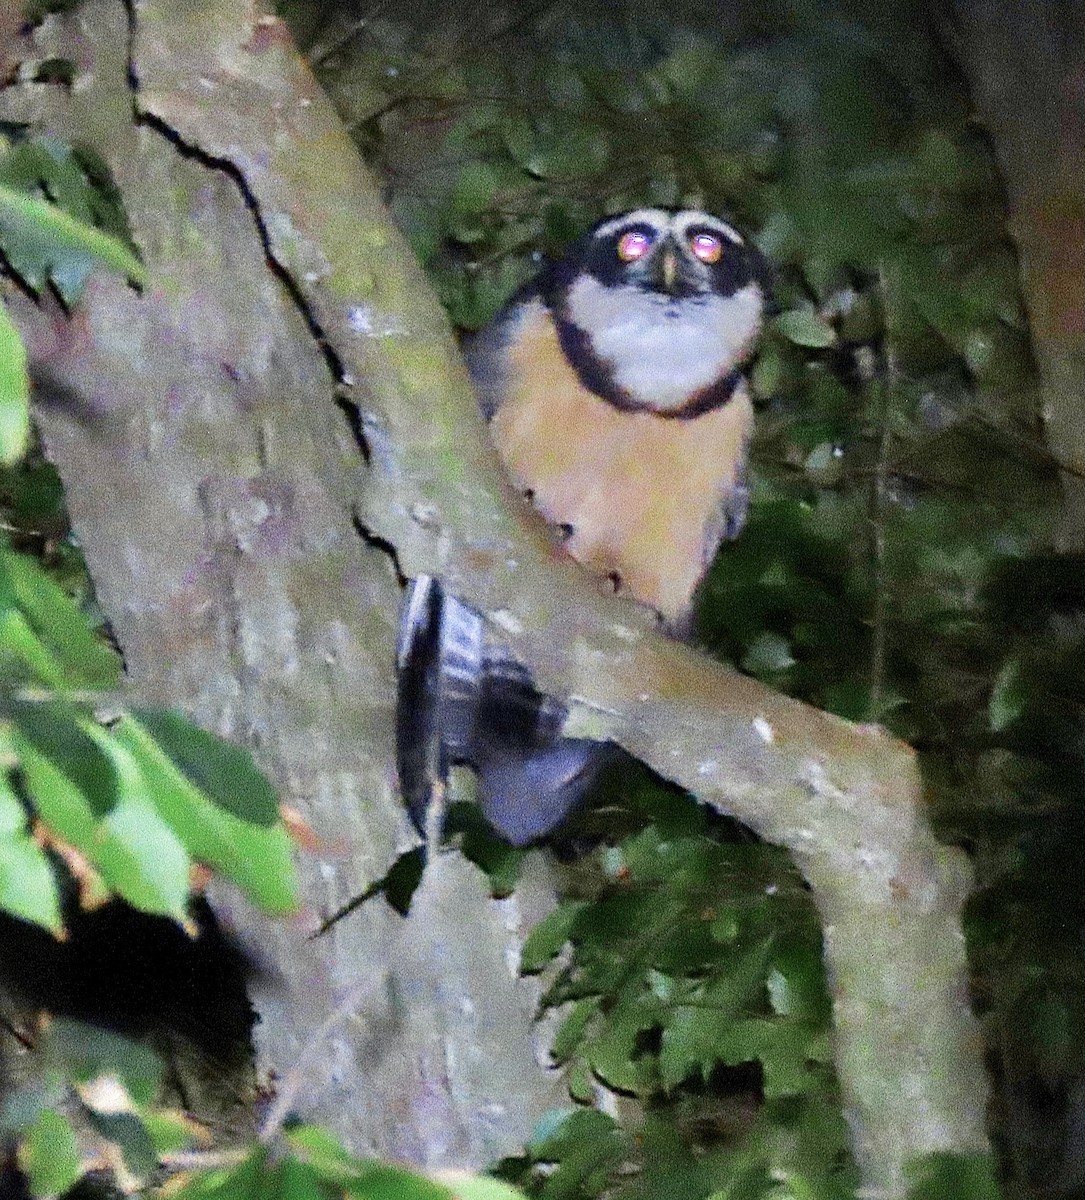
[947,0,1085,546]
[2,0,990,1193]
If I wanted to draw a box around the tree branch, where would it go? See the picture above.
[4,0,990,1193]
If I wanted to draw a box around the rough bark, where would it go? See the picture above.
[946,0,1085,546]
[3,0,990,1194]
[2,0,562,1166]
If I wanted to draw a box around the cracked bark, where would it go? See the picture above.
[2,0,990,1193]
[2,0,562,1168]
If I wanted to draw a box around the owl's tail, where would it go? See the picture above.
[395,575,613,845]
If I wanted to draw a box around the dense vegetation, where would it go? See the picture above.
[286,2,1081,1196]
[0,1,1080,1198]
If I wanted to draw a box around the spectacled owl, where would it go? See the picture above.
[398,209,770,843]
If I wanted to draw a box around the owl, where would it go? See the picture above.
[397,209,770,844]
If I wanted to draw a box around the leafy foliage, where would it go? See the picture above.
[0,1,1075,1197]
[10,1018,171,1194]
[2,1022,530,1200]
[0,130,144,463]
[0,514,298,932]
[0,125,297,931]
[0,132,144,300]
[510,788,854,1199]
[0,126,300,1197]
[287,1,1081,1196]
[166,1123,531,1200]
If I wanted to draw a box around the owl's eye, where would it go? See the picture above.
[616,230,653,262]
[690,233,723,263]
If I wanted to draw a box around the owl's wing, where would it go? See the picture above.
[395,575,613,845]
[394,575,449,830]
[463,316,512,421]
[717,446,750,543]
[463,278,550,420]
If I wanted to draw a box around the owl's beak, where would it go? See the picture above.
[657,242,672,291]
[653,241,680,294]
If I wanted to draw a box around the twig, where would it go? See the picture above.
[312,876,385,937]
[0,1010,36,1050]
[349,1,555,130]
[310,0,397,68]
[159,1147,251,1172]
[257,973,387,1144]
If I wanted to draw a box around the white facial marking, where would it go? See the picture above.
[565,274,764,412]
[672,211,744,245]
[594,208,670,240]
[594,209,745,247]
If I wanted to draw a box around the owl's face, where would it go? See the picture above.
[547,208,769,416]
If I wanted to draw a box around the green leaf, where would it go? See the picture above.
[741,632,796,677]
[285,1125,366,1183]
[524,127,610,181]
[654,36,716,97]
[754,210,803,263]
[3,456,66,533]
[0,181,145,293]
[584,995,659,1092]
[658,940,782,1090]
[452,1179,530,1200]
[85,720,191,920]
[803,441,843,484]
[529,1109,627,1198]
[272,1156,335,1200]
[750,347,783,399]
[0,608,69,689]
[126,708,279,825]
[168,1145,267,1200]
[529,1105,620,1150]
[543,64,586,107]
[766,968,792,1016]
[988,655,1026,733]
[0,774,62,932]
[22,1107,81,1197]
[767,939,832,1024]
[110,712,298,914]
[520,901,588,972]
[0,547,122,688]
[774,309,836,348]
[15,701,119,845]
[566,1059,594,1105]
[287,1124,465,1197]
[453,163,499,219]
[551,996,599,1063]
[0,303,29,465]
[142,1109,197,1155]
[14,703,191,921]
[84,1109,158,1181]
[659,1006,736,1090]
[904,1151,1000,1200]
[343,1164,452,1200]
[755,1018,830,1097]
[501,116,537,168]
[44,1018,164,1106]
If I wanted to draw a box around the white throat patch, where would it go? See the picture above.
[563,275,763,413]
